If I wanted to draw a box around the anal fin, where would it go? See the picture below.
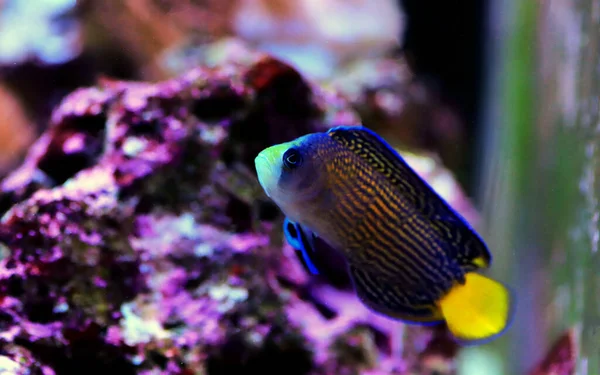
[347,264,443,325]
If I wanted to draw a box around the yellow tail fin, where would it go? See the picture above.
[438,272,514,344]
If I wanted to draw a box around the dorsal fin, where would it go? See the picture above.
[327,126,491,269]
[429,215,491,270]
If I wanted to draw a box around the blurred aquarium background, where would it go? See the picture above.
[0,0,596,375]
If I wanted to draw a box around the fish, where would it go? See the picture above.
[254,125,515,344]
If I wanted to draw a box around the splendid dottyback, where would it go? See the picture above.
[254,125,515,344]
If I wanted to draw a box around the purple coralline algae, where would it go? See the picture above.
[0,52,475,375]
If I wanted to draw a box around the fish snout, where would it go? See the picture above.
[254,151,271,176]
[255,151,277,197]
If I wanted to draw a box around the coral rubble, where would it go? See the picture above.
[528,330,576,375]
[0,50,475,374]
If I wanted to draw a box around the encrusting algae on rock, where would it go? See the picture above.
[0,43,561,374]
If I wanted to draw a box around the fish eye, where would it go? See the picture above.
[282,148,303,170]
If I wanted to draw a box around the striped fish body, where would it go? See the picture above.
[257,125,515,342]
[277,126,493,323]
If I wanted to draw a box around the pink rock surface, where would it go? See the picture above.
[0,52,467,375]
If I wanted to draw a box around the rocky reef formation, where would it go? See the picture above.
[0,47,573,375]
